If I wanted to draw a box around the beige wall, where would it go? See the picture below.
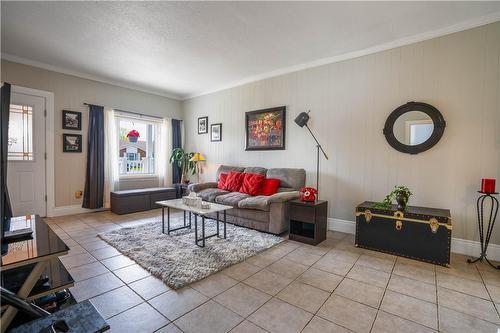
[183,22,500,244]
[1,60,182,207]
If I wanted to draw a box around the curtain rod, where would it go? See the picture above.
[83,103,177,121]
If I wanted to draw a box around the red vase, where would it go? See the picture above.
[481,179,496,193]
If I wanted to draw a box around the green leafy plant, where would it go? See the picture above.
[169,148,197,183]
[374,185,413,209]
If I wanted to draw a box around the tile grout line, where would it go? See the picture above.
[299,242,362,333]
[221,240,332,331]
[367,255,397,333]
[475,263,500,318]
[435,260,441,332]
[51,211,500,332]
[58,215,172,324]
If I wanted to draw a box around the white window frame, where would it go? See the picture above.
[405,119,433,145]
[116,114,159,179]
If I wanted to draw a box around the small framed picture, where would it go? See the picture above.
[63,134,82,152]
[211,123,222,142]
[198,116,208,134]
[62,110,82,130]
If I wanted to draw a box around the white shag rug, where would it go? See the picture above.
[98,217,283,289]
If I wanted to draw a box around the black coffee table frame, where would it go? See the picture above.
[161,207,227,248]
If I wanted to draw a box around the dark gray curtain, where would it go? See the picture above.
[172,119,182,184]
[82,104,104,209]
[1,83,13,239]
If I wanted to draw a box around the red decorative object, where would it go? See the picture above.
[299,187,318,202]
[260,179,280,196]
[481,178,496,193]
[217,173,228,189]
[223,171,245,192]
[127,130,140,137]
[127,130,140,142]
[240,173,265,196]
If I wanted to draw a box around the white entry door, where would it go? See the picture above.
[7,91,46,217]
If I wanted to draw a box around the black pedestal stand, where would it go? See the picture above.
[467,191,499,269]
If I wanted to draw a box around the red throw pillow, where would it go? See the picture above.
[218,173,228,189]
[240,173,265,196]
[260,178,280,196]
[224,171,245,192]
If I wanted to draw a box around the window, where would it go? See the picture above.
[406,120,434,145]
[8,104,33,161]
[117,117,155,175]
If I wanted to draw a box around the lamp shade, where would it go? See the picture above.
[189,153,206,162]
[294,111,310,127]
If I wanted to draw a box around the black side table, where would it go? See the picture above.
[288,199,328,245]
[467,191,499,269]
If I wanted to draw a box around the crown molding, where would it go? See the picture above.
[1,53,182,101]
[3,10,499,102]
[183,11,500,100]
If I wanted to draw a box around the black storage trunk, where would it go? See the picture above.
[355,201,452,266]
[110,187,176,215]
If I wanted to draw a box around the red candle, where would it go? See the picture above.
[481,179,496,193]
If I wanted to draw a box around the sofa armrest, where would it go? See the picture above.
[188,182,218,192]
[266,191,301,203]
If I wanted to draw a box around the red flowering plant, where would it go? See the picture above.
[126,130,140,142]
[127,130,140,137]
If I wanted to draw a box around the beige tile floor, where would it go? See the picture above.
[45,209,500,333]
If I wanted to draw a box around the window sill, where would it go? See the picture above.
[119,174,158,180]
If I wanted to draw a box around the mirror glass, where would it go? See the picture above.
[392,111,433,146]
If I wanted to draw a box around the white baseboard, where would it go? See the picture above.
[328,218,356,234]
[49,205,107,217]
[328,218,500,261]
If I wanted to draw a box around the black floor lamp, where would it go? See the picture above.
[294,111,328,196]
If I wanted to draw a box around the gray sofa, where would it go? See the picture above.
[188,165,305,234]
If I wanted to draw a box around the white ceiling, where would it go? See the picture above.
[2,2,500,100]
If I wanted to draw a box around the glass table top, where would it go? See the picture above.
[1,215,69,269]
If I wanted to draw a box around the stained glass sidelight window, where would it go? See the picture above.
[8,104,34,161]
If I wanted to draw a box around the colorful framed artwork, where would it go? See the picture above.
[211,123,222,142]
[245,106,286,150]
[198,116,208,134]
[62,110,82,130]
[63,134,82,152]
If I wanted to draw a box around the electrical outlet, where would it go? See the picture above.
[75,191,83,199]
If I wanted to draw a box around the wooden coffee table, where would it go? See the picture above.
[155,199,232,247]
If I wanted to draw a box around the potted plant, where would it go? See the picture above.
[375,185,413,211]
[169,148,197,184]
[127,130,140,142]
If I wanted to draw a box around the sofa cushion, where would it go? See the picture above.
[224,171,245,192]
[243,167,267,176]
[237,196,271,211]
[216,165,246,181]
[218,173,228,189]
[260,179,280,196]
[266,168,306,189]
[197,188,229,202]
[238,191,301,211]
[240,173,265,196]
[215,192,250,207]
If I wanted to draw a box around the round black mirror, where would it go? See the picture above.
[383,102,445,154]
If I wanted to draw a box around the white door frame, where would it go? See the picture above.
[11,85,55,217]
